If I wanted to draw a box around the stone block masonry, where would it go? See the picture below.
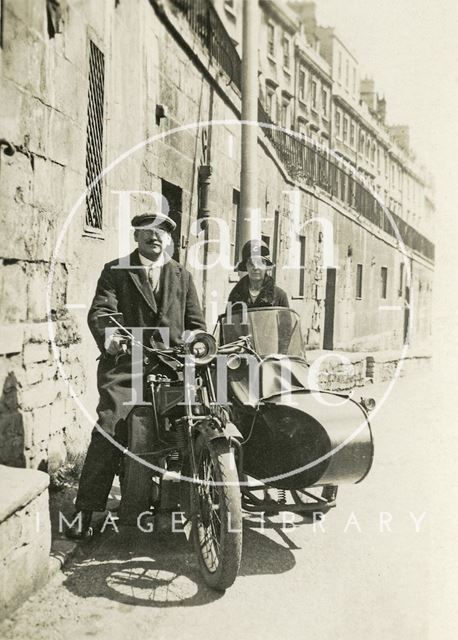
[0,318,83,473]
[0,465,51,620]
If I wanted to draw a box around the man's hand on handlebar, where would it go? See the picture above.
[104,331,129,356]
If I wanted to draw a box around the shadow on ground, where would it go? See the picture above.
[62,517,297,607]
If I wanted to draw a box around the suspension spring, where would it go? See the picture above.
[277,488,286,504]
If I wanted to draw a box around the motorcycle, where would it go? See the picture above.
[100,312,245,590]
[99,306,374,591]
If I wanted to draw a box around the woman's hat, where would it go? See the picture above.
[131,212,176,233]
[235,239,274,272]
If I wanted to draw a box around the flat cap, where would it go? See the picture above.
[131,212,176,232]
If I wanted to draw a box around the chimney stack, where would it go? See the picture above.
[376,95,386,123]
[360,77,376,111]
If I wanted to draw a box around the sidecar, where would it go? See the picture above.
[217,307,374,513]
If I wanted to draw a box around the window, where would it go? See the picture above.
[311,80,317,109]
[85,41,105,231]
[281,100,289,128]
[47,0,63,38]
[371,142,376,164]
[282,34,290,69]
[398,263,404,297]
[298,235,306,297]
[352,67,356,95]
[356,264,363,299]
[350,122,355,147]
[345,59,349,87]
[380,267,388,299]
[299,68,306,101]
[365,138,370,159]
[359,131,364,153]
[231,189,240,265]
[267,22,275,57]
[343,116,348,142]
[298,120,307,139]
[335,109,341,137]
[338,51,342,80]
[321,88,328,117]
[266,89,276,121]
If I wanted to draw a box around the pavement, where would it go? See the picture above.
[0,368,453,640]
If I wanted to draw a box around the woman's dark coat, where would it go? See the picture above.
[88,249,206,434]
[227,274,289,311]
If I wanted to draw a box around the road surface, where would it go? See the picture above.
[0,370,448,640]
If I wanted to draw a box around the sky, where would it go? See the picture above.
[313,0,458,358]
[313,0,458,189]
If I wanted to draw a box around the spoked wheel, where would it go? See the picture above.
[191,436,242,591]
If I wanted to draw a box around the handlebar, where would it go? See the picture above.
[105,313,253,362]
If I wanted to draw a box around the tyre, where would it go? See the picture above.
[191,436,242,590]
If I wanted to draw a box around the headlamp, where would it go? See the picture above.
[185,331,217,365]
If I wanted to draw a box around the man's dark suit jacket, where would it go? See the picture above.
[87,249,206,434]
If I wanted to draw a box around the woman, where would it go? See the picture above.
[227,239,289,310]
[227,240,291,504]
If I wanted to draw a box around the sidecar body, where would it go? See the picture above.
[218,307,374,491]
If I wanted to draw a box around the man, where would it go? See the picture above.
[66,211,206,538]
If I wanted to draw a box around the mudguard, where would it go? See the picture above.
[195,416,243,443]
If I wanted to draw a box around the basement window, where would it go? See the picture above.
[85,41,105,232]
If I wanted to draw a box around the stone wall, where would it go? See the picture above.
[0,466,51,619]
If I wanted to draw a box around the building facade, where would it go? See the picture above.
[0,0,434,472]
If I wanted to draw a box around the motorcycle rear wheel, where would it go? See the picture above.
[191,436,242,591]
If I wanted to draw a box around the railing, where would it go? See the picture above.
[258,104,435,261]
[169,0,434,262]
[171,0,241,88]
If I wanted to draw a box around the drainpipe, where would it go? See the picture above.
[239,0,259,250]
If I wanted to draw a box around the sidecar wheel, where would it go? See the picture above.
[191,437,242,591]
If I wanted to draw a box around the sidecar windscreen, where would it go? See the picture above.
[221,307,304,358]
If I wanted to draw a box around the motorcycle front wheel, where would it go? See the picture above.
[191,436,242,591]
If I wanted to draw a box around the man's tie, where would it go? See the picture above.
[147,265,160,294]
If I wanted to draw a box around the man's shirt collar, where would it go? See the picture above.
[138,252,165,268]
